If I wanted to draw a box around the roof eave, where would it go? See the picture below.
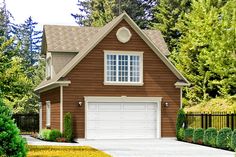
[34,80,71,93]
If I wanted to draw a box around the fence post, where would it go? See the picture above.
[205,114,208,129]
[231,114,234,130]
[209,114,212,127]
[227,114,230,128]
[201,114,204,129]
[185,114,188,128]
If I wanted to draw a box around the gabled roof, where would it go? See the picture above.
[41,24,169,56]
[42,26,101,53]
[35,13,189,92]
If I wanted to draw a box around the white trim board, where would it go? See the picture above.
[84,96,162,139]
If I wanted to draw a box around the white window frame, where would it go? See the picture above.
[46,101,51,127]
[46,54,52,79]
[104,50,143,86]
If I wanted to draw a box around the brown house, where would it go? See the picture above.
[35,13,189,139]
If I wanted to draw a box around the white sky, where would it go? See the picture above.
[4,0,79,30]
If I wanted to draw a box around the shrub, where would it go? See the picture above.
[176,108,186,140]
[216,127,232,149]
[231,129,236,150]
[0,99,27,157]
[49,129,62,141]
[64,112,73,142]
[184,128,194,142]
[178,128,185,141]
[193,128,204,144]
[39,129,51,141]
[204,127,217,147]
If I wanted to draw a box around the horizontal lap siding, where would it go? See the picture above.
[63,20,180,138]
[40,88,60,129]
[50,103,60,130]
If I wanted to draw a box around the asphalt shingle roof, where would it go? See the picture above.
[43,25,170,56]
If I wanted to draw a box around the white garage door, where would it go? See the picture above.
[86,102,159,139]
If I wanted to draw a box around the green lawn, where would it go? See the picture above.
[27,145,111,157]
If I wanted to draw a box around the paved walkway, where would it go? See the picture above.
[23,135,80,146]
[24,135,235,157]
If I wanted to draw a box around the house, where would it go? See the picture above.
[35,13,189,140]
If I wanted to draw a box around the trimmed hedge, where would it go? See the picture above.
[64,112,73,142]
[49,129,62,141]
[204,127,217,147]
[184,128,194,142]
[216,127,232,149]
[193,128,204,144]
[231,129,236,151]
[176,108,186,140]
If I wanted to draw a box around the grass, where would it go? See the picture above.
[27,145,111,157]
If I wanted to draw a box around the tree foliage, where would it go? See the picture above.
[0,1,44,113]
[12,16,42,66]
[151,0,191,51]
[173,0,236,104]
[71,0,156,28]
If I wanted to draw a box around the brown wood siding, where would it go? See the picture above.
[50,103,60,130]
[62,20,180,138]
[40,87,60,129]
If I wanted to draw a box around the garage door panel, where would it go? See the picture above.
[147,103,157,110]
[98,103,121,111]
[121,112,156,120]
[87,102,159,139]
[123,103,146,110]
[121,121,156,129]
[88,121,121,129]
[87,112,121,120]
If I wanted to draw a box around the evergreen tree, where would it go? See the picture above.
[0,0,13,37]
[0,98,27,157]
[0,36,34,113]
[174,0,236,104]
[71,0,156,28]
[0,2,43,113]
[151,0,191,52]
[11,16,42,66]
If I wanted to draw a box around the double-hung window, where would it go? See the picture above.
[104,51,143,85]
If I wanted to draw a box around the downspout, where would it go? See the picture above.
[60,85,63,133]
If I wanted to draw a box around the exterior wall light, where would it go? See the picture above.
[78,101,83,107]
[164,102,169,107]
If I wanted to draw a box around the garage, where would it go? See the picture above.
[85,97,161,139]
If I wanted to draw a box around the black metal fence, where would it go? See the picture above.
[186,112,236,130]
[13,114,39,134]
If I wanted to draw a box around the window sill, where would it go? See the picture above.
[104,82,144,86]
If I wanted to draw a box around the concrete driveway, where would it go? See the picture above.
[77,138,235,157]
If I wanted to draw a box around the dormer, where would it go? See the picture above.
[45,52,77,80]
